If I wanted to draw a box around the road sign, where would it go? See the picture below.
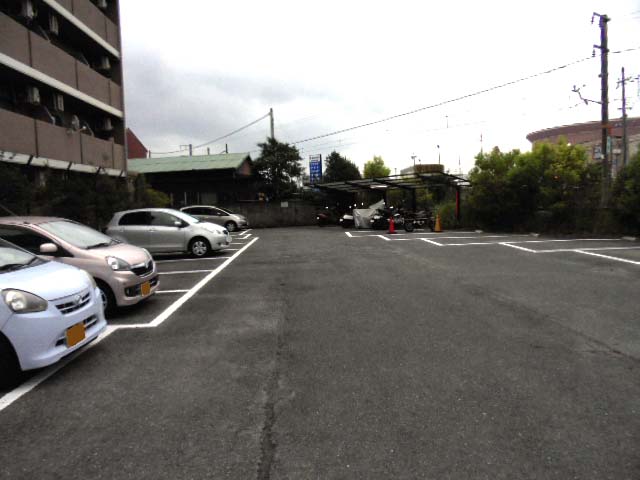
[309,154,322,183]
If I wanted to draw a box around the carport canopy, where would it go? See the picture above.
[310,172,470,193]
[310,172,470,219]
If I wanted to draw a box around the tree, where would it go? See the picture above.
[253,137,303,199]
[323,151,361,182]
[467,141,598,231]
[612,148,640,232]
[363,155,390,178]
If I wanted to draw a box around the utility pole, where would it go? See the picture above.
[225,143,229,154]
[620,67,629,167]
[593,12,610,206]
[269,108,275,139]
[189,144,193,156]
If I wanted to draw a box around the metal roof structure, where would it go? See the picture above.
[311,172,470,193]
[128,153,250,174]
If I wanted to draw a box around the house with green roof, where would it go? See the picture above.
[128,153,254,206]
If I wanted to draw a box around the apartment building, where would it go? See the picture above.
[0,0,125,177]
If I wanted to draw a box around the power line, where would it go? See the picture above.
[150,112,270,156]
[289,48,640,147]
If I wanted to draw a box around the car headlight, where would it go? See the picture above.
[106,256,131,271]
[2,289,48,313]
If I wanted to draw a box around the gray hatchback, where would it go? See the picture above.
[105,208,232,257]
[180,206,249,232]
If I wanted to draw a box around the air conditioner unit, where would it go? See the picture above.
[101,117,113,131]
[26,86,40,105]
[20,0,35,20]
[96,56,111,71]
[48,13,59,35]
[49,93,64,112]
[96,0,108,10]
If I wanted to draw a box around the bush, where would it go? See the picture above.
[611,151,640,233]
[0,163,31,215]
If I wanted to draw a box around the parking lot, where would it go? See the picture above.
[1,226,639,479]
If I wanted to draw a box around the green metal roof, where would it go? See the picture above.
[128,153,250,174]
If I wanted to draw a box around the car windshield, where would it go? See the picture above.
[39,220,117,249]
[171,210,200,224]
[0,239,40,273]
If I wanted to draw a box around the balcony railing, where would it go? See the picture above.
[0,108,125,172]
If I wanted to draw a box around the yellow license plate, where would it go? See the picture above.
[66,323,85,347]
[141,281,151,296]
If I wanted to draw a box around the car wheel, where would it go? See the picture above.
[189,237,211,257]
[0,334,21,389]
[96,280,116,317]
[224,221,237,232]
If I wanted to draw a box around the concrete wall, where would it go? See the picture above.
[221,202,318,228]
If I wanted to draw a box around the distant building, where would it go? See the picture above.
[128,153,254,206]
[126,128,148,159]
[526,116,640,173]
[0,0,126,177]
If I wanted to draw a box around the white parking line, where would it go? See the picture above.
[501,243,538,253]
[159,270,214,275]
[0,326,118,412]
[574,250,640,265]
[155,256,232,264]
[391,234,524,242]
[421,238,443,246]
[0,237,260,412]
[156,290,190,294]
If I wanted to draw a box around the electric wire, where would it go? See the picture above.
[150,112,270,156]
[289,48,640,146]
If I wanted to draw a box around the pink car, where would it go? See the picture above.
[0,217,159,316]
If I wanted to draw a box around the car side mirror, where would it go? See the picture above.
[173,220,183,228]
[40,243,58,254]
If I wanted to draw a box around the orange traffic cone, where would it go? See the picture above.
[434,214,442,233]
[388,216,396,234]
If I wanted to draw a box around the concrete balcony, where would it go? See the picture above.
[0,12,30,65]
[109,81,123,111]
[35,119,83,164]
[0,109,37,156]
[81,133,115,168]
[71,0,120,50]
[113,143,125,170]
[76,60,110,105]
[30,31,77,87]
[72,0,107,40]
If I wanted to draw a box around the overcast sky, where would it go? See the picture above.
[120,0,640,175]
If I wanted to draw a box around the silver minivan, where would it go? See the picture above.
[0,217,159,315]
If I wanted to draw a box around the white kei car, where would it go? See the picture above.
[0,238,107,387]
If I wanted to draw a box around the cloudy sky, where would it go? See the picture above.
[120,0,640,175]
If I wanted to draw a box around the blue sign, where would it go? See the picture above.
[309,154,322,183]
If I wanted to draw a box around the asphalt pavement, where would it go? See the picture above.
[0,227,639,479]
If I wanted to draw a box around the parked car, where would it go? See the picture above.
[339,213,355,228]
[180,205,248,232]
[0,238,107,387]
[0,217,159,316]
[105,208,231,257]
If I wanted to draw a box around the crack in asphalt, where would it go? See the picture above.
[257,283,288,480]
